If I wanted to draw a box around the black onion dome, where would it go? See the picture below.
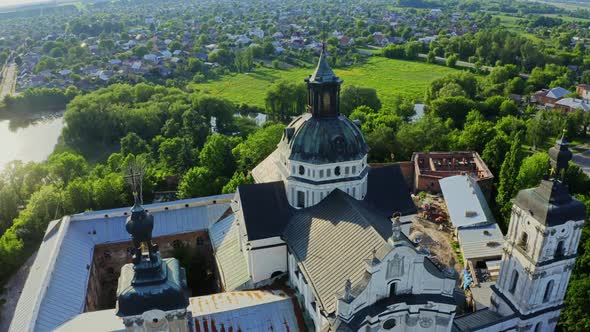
[285,113,368,164]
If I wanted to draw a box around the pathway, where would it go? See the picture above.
[0,62,17,99]
[572,143,590,176]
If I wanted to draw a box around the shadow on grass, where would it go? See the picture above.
[247,70,282,82]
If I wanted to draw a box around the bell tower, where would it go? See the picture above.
[490,133,586,331]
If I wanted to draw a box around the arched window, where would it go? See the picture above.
[518,232,529,251]
[298,165,305,176]
[543,280,554,302]
[534,322,542,332]
[509,270,519,294]
[555,241,564,258]
[335,166,341,176]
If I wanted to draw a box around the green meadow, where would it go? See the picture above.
[189,56,462,108]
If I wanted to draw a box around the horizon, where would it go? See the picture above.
[0,0,55,9]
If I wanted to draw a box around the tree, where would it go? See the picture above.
[194,95,236,134]
[133,45,149,58]
[46,152,88,186]
[222,171,254,194]
[425,72,478,103]
[561,277,590,331]
[496,132,525,228]
[395,115,453,161]
[120,132,150,156]
[456,111,495,153]
[430,96,479,128]
[265,80,306,121]
[178,167,218,198]
[446,54,458,68]
[158,137,197,174]
[515,153,550,192]
[64,178,93,213]
[340,85,382,116]
[499,100,519,117]
[199,134,238,178]
[233,123,284,170]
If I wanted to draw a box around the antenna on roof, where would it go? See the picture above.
[125,157,146,205]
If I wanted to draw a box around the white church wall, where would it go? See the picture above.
[335,245,455,331]
[495,205,584,317]
[287,251,325,331]
[248,237,287,284]
[285,156,369,208]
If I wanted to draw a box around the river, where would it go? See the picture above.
[0,112,64,172]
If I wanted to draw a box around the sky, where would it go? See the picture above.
[0,0,55,9]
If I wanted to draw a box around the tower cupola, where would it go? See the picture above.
[305,45,343,118]
[116,165,191,331]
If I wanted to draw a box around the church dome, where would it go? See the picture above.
[284,113,368,164]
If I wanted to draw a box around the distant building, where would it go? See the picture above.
[555,97,590,112]
[533,87,571,106]
[409,151,494,200]
[577,84,590,101]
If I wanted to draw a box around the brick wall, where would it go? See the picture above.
[85,230,213,312]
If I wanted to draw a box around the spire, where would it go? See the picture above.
[305,43,343,118]
[548,129,573,182]
[306,43,341,84]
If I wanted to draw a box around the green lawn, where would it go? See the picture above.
[189,57,462,108]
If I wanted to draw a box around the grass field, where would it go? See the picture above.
[189,57,462,108]
[529,0,590,11]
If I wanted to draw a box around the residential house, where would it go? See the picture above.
[533,87,571,105]
[555,98,590,112]
[577,84,590,101]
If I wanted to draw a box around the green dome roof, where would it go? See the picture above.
[285,113,368,164]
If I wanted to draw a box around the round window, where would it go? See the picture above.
[299,165,305,175]
[383,318,396,330]
[335,166,341,176]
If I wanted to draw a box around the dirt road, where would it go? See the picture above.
[0,63,17,99]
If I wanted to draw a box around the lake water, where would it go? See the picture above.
[0,112,64,171]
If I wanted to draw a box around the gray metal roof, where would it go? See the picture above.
[452,308,505,331]
[440,175,495,229]
[546,87,570,99]
[556,97,590,111]
[209,215,251,291]
[10,195,232,332]
[457,223,504,260]
[514,179,586,226]
[306,48,341,85]
[55,309,124,331]
[284,189,393,314]
[190,290,302,332]
[286,113,368,164]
